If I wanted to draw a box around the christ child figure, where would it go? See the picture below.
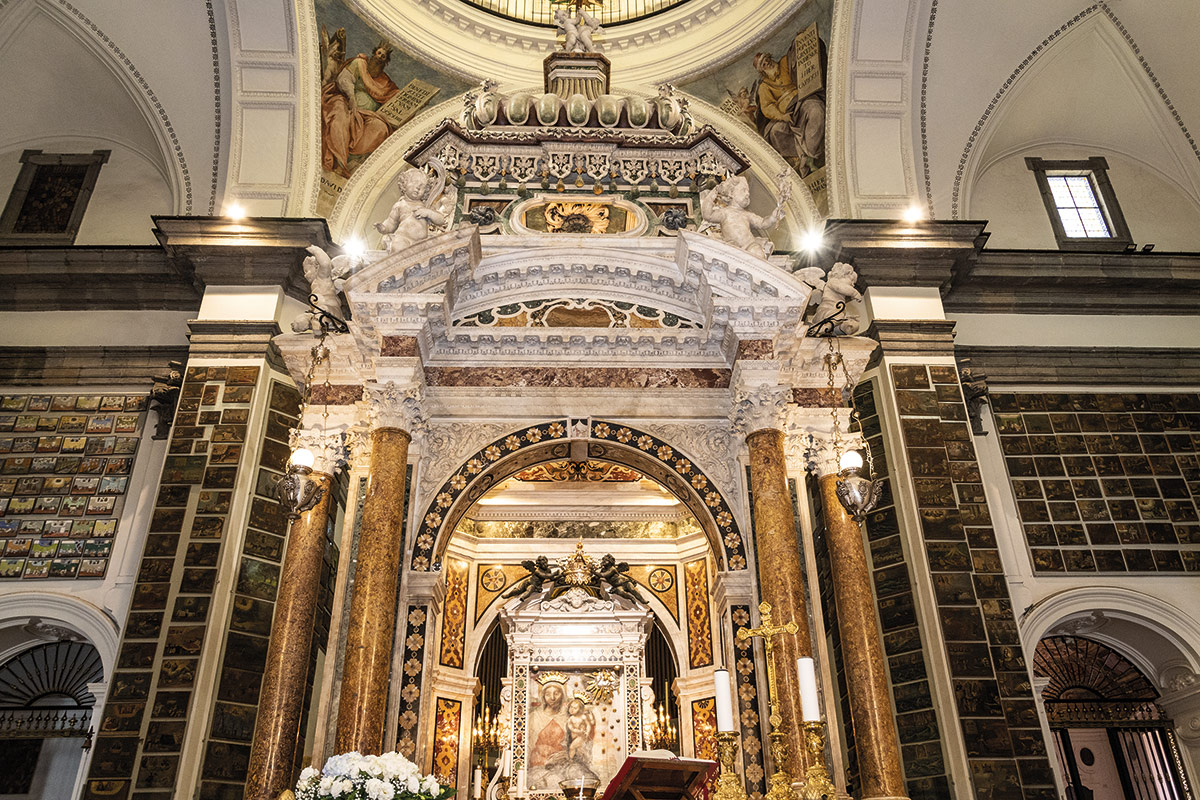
[565,698,595,762]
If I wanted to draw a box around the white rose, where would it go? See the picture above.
[407,775,421,793]
[299,767,319,784]
[422,776,442,796]
[366,778,396,800]
[320,776,334,793]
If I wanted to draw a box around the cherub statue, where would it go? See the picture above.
[595,554,648,606]
[374,158,454,254]
[290,244,360,334]
[699,171,791,260]
[959,361,990,436]
[554,7,601,53]
[806,262,862,336]
[503,555,562,600]
[149,360,184,440]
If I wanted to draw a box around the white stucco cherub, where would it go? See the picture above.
[807,261,863,336]
[291,244,360,334]
[699,171,791,260]
[374,158,454,254]
[554,7,601,53]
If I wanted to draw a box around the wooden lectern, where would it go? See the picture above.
[602,755,717,800]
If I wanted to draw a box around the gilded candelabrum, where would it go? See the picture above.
[713,731,747,800]
[799,721,837,800]
[735,602,798,800]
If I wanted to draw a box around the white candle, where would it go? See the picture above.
[797,657,820,722]
[713,668,735,732]
[502,749,511,777]
[474,767,483,799]
[517,767,526,796]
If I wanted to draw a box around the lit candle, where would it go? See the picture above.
[474,767,483,800]
[797,657,820,722]
[713,668,735,732]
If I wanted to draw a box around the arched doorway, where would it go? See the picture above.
[0,640,103,797]
[1035,636,1192,799]
[418,438,726,796]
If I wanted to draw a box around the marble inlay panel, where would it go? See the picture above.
[684,559,713,668]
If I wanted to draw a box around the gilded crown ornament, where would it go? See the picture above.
[536,671,569,687]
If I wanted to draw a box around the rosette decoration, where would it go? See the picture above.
[294,751,455,800]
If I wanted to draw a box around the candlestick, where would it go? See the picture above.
[799,720,837,800]
[712,731,747,800]
[797,658,820,722]
[713,669,735,732]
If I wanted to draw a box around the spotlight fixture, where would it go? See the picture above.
[342,237,366,259]
[800,228,824,254]
[274,447,323,520]
[1124,243,1137,253]
[225,203,246,221]
[902,204,924,223]
[1142,243,1155,252]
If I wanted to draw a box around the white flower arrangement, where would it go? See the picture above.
[295,751,454,800]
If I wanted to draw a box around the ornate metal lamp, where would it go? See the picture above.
[820,338,885,522]
[834,449,883,523]
[274,447,324,521]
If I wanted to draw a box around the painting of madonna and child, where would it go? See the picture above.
[526,671,626,793]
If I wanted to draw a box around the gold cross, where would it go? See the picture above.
[736,601,797,730]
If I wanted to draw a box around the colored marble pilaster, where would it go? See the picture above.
[745,427,813,777]
[335,427,412,754]
[245,471,335,800]
[818,473,908,800]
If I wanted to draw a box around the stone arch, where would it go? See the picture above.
[0,592,120,679]
[1022,586,1200,691]
[413,418,748,573]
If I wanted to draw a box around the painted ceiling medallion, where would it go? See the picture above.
[545,201,611,234]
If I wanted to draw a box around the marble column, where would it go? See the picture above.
[335,381,423,755]
[807,432,908,800]
[246,429,343,800]
[733,383,813,776]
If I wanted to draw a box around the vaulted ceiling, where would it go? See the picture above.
[3,0,1197,248]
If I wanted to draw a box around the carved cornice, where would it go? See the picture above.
[362,380,428,433]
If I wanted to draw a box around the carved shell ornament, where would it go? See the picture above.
[545,201,611,233]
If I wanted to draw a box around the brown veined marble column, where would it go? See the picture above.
[335,425,412,754]
[818,471,907,800]
[246,467,335,800]
[744,424,814,777]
